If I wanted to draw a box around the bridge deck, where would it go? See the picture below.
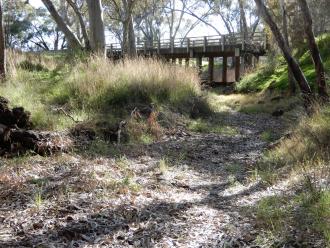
[107,32,267,58]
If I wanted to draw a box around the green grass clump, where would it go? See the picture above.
[255,192,330,246]
[188,118,238,135]
[256,195,291,233]
[260,130,276,142]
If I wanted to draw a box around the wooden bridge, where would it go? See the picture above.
[107,32,267,84]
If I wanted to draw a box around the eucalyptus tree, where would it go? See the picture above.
[66,0,90,49]
[134,0,165,45]
[280,0,296,94]
[254,0,313,106]
[298,0,328,99]
[41,0,83,49]
[104,0,137,57]
[86,0,105,55]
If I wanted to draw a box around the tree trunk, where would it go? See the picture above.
[41,0,83,50]
[66,0,90,50]
[238,0,248,43]
[0,0,5,79]
[280,0,296,95]
[122,0,136,57]
[254,0,313,105]
[298,0,328,100]
[86,0,106,55]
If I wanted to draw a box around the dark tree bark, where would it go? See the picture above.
[254,0,313,104]
[298,0,328,100]
[0,0,5,78]
[41,0,83,50]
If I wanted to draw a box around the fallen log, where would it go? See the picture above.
[0,96,73,156]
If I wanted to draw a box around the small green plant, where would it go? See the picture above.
[260,131,275,142]
[116,155,129,170]
[34,187,43,208]
[225,163,242,175]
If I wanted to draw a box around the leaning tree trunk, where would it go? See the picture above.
[298,0,328,100]
[86,0,106,56]
[41,0,83,50]
[280,0,296,95]
[0,0,5,79]
[254,0,313,106]
[66,0,90,50]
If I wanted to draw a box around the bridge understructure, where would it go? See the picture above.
[107,32,267,84]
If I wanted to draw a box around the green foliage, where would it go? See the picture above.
[237,33,330,93]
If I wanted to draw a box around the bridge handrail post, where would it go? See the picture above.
[222,36,226,51]
[144,40,147,54]
[203,36,207,52]
[157,39,161,54]
[187,38,190,53]
[110,44,113,54]
[170,37,174,53]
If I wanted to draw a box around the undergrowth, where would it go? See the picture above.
[255,104,330,245]
[1,51,211,144]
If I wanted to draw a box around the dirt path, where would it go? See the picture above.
[0,110,290,247]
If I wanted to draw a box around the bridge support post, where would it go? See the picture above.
[222,56,227,84]
[197,57,203,74]
[235,48,240,82]
[178,58,182,65]
[172,58,176,64]
[208,57,214,83]
[235,56,240,82]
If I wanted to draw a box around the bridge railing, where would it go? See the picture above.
[107,31,266,53]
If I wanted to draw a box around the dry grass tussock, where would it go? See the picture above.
[65,57,205,113]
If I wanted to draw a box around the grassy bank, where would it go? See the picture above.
[237,34,330,93]
[0,52,211,143]
[254,104,330,245]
